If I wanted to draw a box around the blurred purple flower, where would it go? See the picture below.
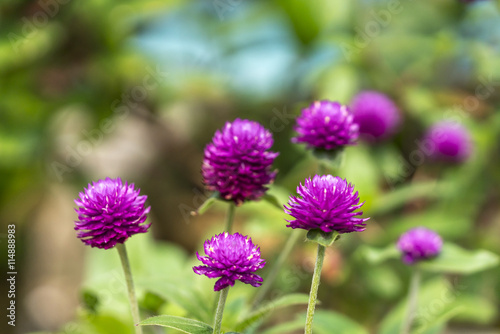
[284,175,369,233]
[292,100,359,150]
[202,119,279,205]
[74,177,151,250]
[193,232,266,291]
[350,91,401,141]
[422,121,472,163]
[397,227,443,265]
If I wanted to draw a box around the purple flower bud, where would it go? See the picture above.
[202,119,279,205]
[193,232,266,291]
[292,100,359,150]
[397,227,443,265]
[350,91,401,141]
[284,175,369,233]
[74,178,151,249]
[422,121,473,163]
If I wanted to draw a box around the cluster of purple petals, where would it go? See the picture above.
[202,119,279,205]
[350,91,401,141]
[422,121,472,163]
[193,232,266,291]
[292,100,359,150]
[397,227,443,265]
[284,175,369,234]
[74,178,151,249]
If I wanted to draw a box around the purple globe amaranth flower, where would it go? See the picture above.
[422,121,473,163]
[350,91,401,141]
[74,178,151,250]
[284,175,369,233]
[193,232,266,291]
[202,119,279,205]
[292,100,359,151]
[397,227,443,265]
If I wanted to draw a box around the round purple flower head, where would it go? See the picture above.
[284,175,369,233]
[202,119,279,205]
[74,178,151,249]
[397,227,443,265]
[350,91,401,141]
[193,232,266,291]
[422,121,472,163]
[292,100,359,150]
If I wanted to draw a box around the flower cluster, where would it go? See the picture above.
[74,177,151,249]
[193,232,266,291]
[397,227,443,265]
[284,175,369,233]
[202,119,279,205]
[292,100,359,151]
[350,91,401,141]
[422,121,472,163]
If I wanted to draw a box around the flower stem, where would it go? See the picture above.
[304,244,326,334]
[213,287,230,334]
[252,229,302,309]
[116,243,142,334]
[224,203,236,233]
[401,267,421,334]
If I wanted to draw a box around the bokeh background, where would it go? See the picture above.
[1,0,500,333]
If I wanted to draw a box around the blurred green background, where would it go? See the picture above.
[1,0,500,333]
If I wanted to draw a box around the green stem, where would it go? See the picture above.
[304,244,326,334]
[252,229,302,309]
[401,268,421,334]
[116,243,142,334]
[224,203,236,233]
[213,287,230,334]
[193,192,219,216]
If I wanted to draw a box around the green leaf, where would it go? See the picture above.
[81,290,99,313]
[419,243,499,274]
[414,307,462,334]
[306,230,339,247]
[234,293,309,332]
[260,321,303,334]
[144,282,212,323]
[452,295,497,324]
[139,315,212,334]
[362,265,403,299]
[360,243,499,274]
[379,277,463,334]
[370,181,450,216]
[261,193,283,211]
[140,291,165,313]
[357,244,400,265]
[260,310,368,334]
[305,310,368,334]
[385,209,472,240]
[222,296,247,328]
[85,313,135,334]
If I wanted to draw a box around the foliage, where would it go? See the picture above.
[2,0,500,333]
